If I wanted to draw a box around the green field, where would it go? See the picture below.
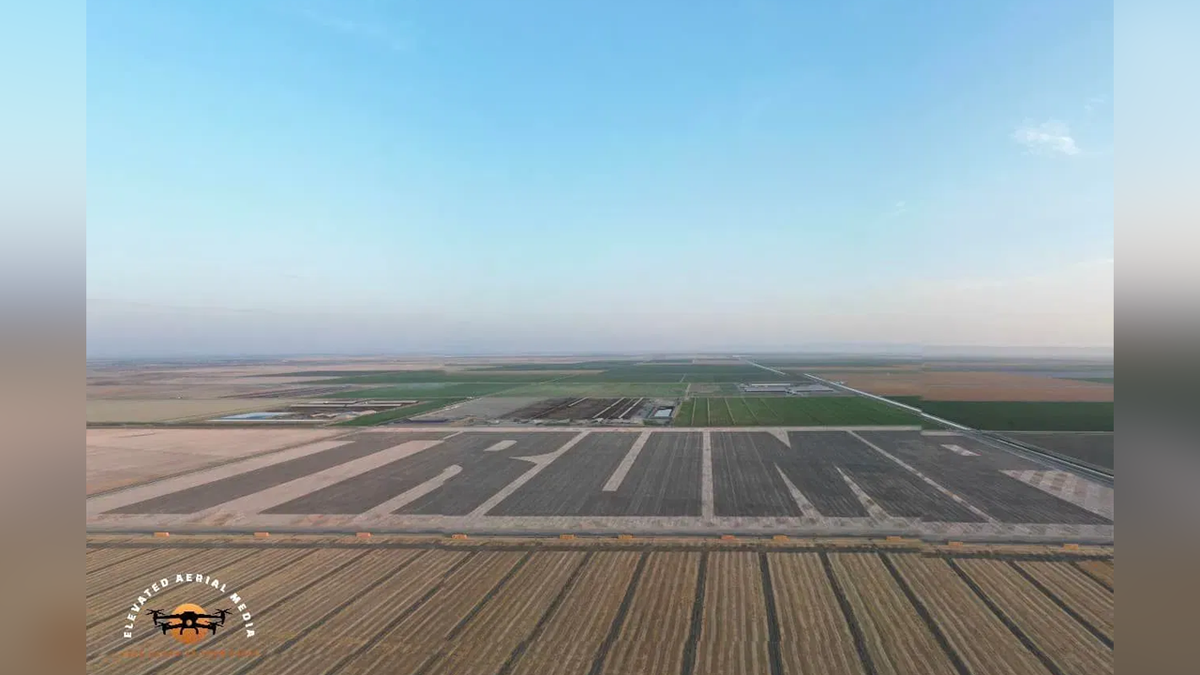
[498,382,689,398]
[915,401,1114,431]
[463,361,643,371]
[566,364,789,383]
[334,399,467,426]
[293,370,560,385]
[326,382,522,399]
[673,396,924,427]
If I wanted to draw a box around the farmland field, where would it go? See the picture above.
[334,399,467,426]
[915,401,1114,431]
[325,382,523,399]
[295,370,562,385]
[1001,432,1115,470]
[675,397,924,427]
[565,364,792,383]
[497,381,688,398]
[87,538,1112,675]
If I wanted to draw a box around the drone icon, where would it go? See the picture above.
[145,606,230,638]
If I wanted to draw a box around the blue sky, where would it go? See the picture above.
[87,1,1113,355]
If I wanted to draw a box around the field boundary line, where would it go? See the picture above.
[323,552,480,675]
[221,551,432,675]
[758,553,785,675]
[847,431,998,524]
[587,552,650,675]
[1006,561,1113,649]
[603,431,651,492]
[701,432,714,518]
[879,554,972,675]
[679,551,709,675]
[496,551,595,675]
[468,431,591,517]
[821,552,878,675]
[945,559,1066,675]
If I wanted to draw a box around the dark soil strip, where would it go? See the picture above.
[880,554,971,675]
[132,549,375,673]
[679,551,709,675]
[496,552,595,675]
[224,551,432,675]
[1007,561,1113,649]
[757,553,784,675]
[587,552,650,675]
[1072,561,1115,592]
[324,552,480,675]
[946,559,1065,675]
[821,552,877,675]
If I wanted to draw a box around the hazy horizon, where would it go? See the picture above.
[88,1,1112,356]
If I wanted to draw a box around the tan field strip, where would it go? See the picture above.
[1015,560,1114,641]
[510,551,640,675]
[954,559,1113,675]
[768,552,865,675]
[424,550,586,675]
[249,550,469,675]
[828,552,959,675]
[694,551,771,675]
[86,547,257,600]
[338,550,528,675]
[86,540,1115,675]
[601,551,699,675]
[85,547,156,574]
[153,550,422,675]
[1075,559,1114,589]
[888,553,1052,675]
[87,547,278,661]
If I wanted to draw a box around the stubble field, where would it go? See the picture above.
[87,536,1113,675]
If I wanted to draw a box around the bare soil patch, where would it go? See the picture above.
[86,399,298,423]
[86,428,342,494]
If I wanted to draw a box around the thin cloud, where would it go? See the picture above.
[1012,120,1080,156]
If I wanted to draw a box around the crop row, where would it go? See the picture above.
[87,548,1114,675]
[674,397,924,426]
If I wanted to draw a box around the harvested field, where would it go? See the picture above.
[507,397,648,421]
[86,428,343,494]
[1001,432,1114,469]
[913,401,1114,432]
[500,382,689,398]
[86,537,1113,675]
[676,397,923,427]
[87,428,1113,540]
[325,382,523,399]
[953,559,1113,674]
[802,370,1114,402]
[406,396,547,422]
[86,398,299,424]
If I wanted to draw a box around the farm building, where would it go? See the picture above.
[738,382,794,393]
[786,384,835,395]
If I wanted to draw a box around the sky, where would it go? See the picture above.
[86,0,1113,356]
